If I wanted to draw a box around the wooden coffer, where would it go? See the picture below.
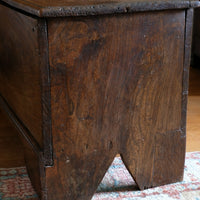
[0,0,199,199]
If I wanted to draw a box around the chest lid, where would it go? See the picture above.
[0,0,199,17]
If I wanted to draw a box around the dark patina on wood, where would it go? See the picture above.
[0,0,199,199]
[0,0,200,17]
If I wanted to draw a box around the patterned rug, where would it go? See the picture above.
[0,152,200,200]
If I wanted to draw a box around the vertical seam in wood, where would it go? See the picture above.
[38,18,53,166]
[181,8,193,138]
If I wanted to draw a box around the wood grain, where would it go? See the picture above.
[0,1,196,199]
[0,108,24,168]
[0,4,43,148]
[45,10,186,199]
[37,18,53,166]
[181,8,193,141]
[0,63,200,200]
[0,0,199,17]
[0,95,45,198]
[20,136,46,200]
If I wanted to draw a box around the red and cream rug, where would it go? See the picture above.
[0,152,200,200]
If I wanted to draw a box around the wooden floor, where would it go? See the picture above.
[0,67,200,168]
[186,67,200,152]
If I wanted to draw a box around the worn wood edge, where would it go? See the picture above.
[0,0,40,18]
[0,95,48,199]
[190,0,200,8]
[22,138,47,200]
[37,19,53,167]
[181,9,194,136]
[0,0,200,17]
[0,95,42,155]
[39,1,195,17]
[38,157,48,200]
[179,9,193,180]
[0,3,53,166]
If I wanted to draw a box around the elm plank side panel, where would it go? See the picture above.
[18,133,44,199]
[46,10,185,200]
[0,4,43,148]
[0,108,24,167]
[0,95,46,199]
